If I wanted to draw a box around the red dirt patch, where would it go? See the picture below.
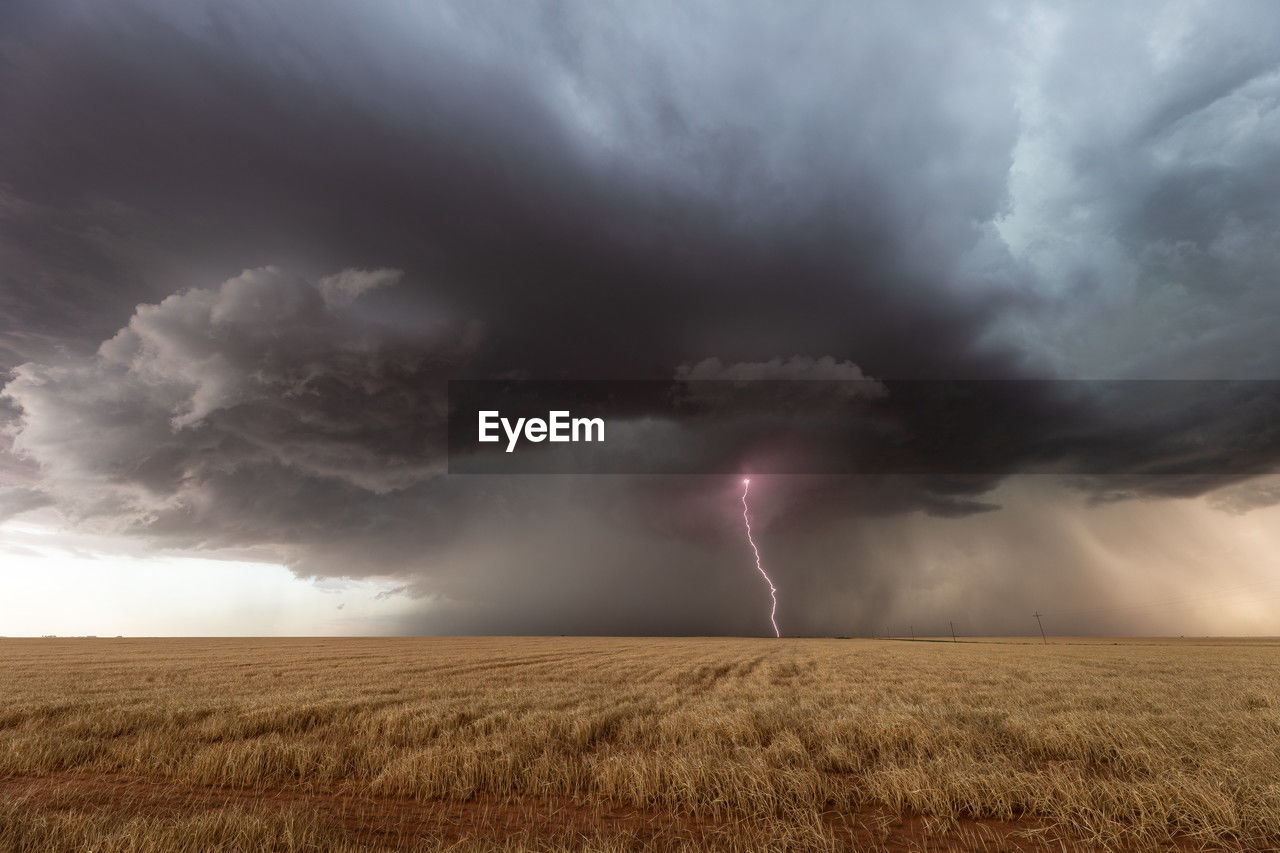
[0,772,1194,851]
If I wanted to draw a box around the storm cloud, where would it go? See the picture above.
[3,0,1280,635]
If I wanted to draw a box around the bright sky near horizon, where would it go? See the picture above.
[5,478,1280,637]
[0,521,417,637]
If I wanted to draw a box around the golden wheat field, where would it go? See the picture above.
[2,636,1279,852]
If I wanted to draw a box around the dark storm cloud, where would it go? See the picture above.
[991,3,1280,378]
[0,0,1031,380]
[5,267,1277,636]
[3,1,1280,634]
[2,267,480,557]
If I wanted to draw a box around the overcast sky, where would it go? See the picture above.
[3,0,1280,636]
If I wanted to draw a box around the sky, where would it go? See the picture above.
[2,0,1280,636]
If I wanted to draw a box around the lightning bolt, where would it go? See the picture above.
[741,478,780,637]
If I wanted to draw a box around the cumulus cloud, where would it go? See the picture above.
[667,357,888,425]
[3,266,476,546]
[676,356,881,384]
[318,268,403,305]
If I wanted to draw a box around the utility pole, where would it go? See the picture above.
[910,625,914,641]
[1033,612,1046,645]
[950,621,957,643]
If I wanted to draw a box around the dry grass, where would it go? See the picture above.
[1,636,1278,850]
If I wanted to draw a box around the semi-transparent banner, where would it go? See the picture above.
[447,380,1280,475]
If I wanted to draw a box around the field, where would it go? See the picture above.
[2,637,1279,851]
